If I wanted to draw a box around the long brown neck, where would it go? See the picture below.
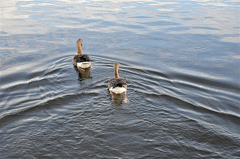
[77,41,83,55]
[114,63,120,78]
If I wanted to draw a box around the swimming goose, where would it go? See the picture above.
[73,39,91,69]
[108,63,129,103]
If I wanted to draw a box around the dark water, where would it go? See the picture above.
[1,0,240,158]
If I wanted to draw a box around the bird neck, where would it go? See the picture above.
[77,44,83,55]
[114,65,120,78]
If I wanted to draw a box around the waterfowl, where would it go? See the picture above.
[108,63,129,103]
[73,39,91,69]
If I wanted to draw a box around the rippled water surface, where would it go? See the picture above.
[1,0,240,158]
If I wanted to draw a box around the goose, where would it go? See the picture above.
[73,39,91,69]
[108,63,129,103]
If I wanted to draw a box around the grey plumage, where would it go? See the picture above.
[108,78,127,89]
[73,54,90,66]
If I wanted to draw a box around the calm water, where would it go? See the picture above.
[1,0,240,158]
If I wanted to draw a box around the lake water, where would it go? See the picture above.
[1,0,240,158]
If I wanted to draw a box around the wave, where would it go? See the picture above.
[1,54,239,131]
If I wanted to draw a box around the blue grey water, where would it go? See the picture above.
[0,0,239,158]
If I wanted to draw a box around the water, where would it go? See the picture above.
[1,0,240,158]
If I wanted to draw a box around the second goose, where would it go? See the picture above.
[108,63,129,103]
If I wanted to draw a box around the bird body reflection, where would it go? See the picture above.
[74,67,91,81]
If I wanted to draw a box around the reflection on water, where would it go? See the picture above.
[110,92,124,106]
[109,91,130,106]
[0,0,240,158]
[74,67,92,81]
